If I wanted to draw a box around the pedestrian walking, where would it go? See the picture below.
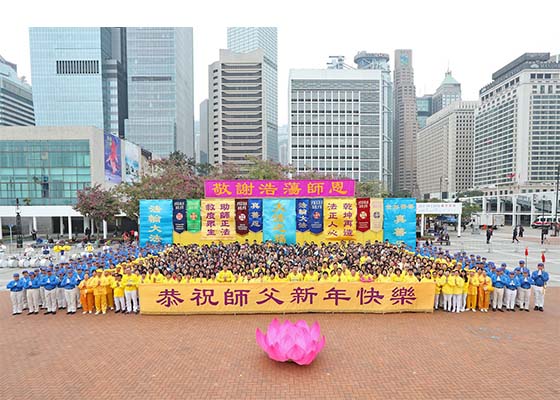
[512,226,519,243]
[486,227,493,244]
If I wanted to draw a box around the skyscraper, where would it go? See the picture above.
[0,55,34,126]
[199,99,209,164]
[416,94,432,129]
[227,27,278,161]
[432,70,461,114]
[393,49,418,195]
[209,49,266,171]
[125,28,194,157]
[474,53,560,190]
[29,28,126,136]
[289,68,391,185]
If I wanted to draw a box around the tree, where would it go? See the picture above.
[460,203,482,223]
[74,184,120,231]
[246,157,292,179]
[356,180,390,198]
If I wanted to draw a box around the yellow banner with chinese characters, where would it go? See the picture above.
[324,199,355,240]
[138,282,434,315]
[371,198,384,232]
[201,199,235,240]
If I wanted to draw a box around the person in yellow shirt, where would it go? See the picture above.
[441,270,455,312]
[403,269,419,283]
[319,271,330,282]
[477,270,492,312]
[151,269,165,283]
[391,268,404,283]
[121,268,139,313]
[330,268,348,283]
[89,269,108,315]
[104,270,115,311]
[287,267,303,282]
[434,270,446,310]
[347,268,360,282]
[303,269,318,282]
[78,273,94,314]
[466,270,479,312]
[193,271,207,284]
[376,270,391,283]
[216,266,234,283]
[452,270,464,313]
[111,274,126,313]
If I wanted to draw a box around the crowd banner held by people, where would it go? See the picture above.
[172,199,186,234]
[382,198,417,250]
[204,179,356,198]
[263,199,297,244]
[138,282,435,315]
[139,200,174,246]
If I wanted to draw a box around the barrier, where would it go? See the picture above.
[139,282,435,315]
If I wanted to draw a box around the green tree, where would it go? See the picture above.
[246,157,293,179]
[356,180,390,198]
[74,184,120,231]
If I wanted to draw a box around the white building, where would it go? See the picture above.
[289,69,391,185]
[417,101,478,199]
[0,55,35,126]
[209,49,266,170]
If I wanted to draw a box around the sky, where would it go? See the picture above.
[1,0,558,124]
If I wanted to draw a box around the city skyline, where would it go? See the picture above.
[1,1,558,125]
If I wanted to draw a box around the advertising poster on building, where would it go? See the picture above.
[104,133,122,183]
[125,141,140,183]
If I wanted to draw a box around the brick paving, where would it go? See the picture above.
[0,290,558,400]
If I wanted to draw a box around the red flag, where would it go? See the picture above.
[525,247,528,257]
[541,252,546,263]
[356,198,371,233]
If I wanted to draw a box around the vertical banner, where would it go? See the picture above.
[263,199,296,244]
[172,199,186,233]
[186,199,201,232]
[139,200,173,246]
[296,198,310,232]
[383,198,417,250]
[371,198,384,232]
[201,199,235,240]
[309,199,324,234]
[124,141,140,183]
[325,199,356,240]
[248,199,263,233]
[356,198,371,232]
[235,199,249,235]
[104,133,122,183]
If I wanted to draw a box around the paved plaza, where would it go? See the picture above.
[0,289,558,400]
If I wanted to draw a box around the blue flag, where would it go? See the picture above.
[263,199,296,244]
[309,199,324,234]
[248,199,263,232]
[383,198,416,250]
[296,198,310,232]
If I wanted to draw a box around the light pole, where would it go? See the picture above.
[15,198,23,248]
[555,163,559,236]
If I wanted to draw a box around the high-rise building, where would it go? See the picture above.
[289,68,391,185]
[29,28,126,137]
[277,124,289,165]
[432,70,461,114]
[125,27,194,157]
[0,55,35,126]
[209,49,266,170]
[417,101,478,199]
[416,94,432,129]
[474,53,560,190]
[199,99,209,164]
[354,52,393,190]
[227,27,278,161]
[393,49,418,194]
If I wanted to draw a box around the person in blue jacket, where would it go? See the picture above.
[504,270,519,311]
[518,270,532,311]
[61,269,79,314]
[25,271,42,314]
[491,267,507,311]
[7,273,24,315]
[531,262,549,311]
[41,269,60,315]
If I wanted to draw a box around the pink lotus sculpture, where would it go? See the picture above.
[256,318,325,365]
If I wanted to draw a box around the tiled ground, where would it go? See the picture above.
[0,290,558,400]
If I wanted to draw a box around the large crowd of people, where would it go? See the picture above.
[6,240,550,316]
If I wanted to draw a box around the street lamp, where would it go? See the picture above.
[15,198,23,248]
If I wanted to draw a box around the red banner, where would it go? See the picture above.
[356,198,371,232]
[235,199,249,235]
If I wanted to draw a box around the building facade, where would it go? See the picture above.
[125,27,194,158]
[0,55,35,126]
[289,69,390,184]
[416,94,432,129]
[416,101,478,199]
[29,28,127,137]
[393,49,418,194]
[432,70,461,114]
[474,53,560,191]
[209,49,266,170]
[199,99,209,164]
[227,27,278,161]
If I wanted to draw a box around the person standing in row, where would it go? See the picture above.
[62,269,79,314]
[441,270,454,312]
[451,270,464,313]
[89,269,108,315]
[531,262,549,312]
[122,267,139,314]
[477,270,492,312]
[518,270,532,311]
[112,274,126,313]
[7,273,24,315]
[492,267,506,312]
[78,273,94,314]
[41,269,60,315]
[504,271,519,311]
[466,270,479,312]
[25,271,42,314]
